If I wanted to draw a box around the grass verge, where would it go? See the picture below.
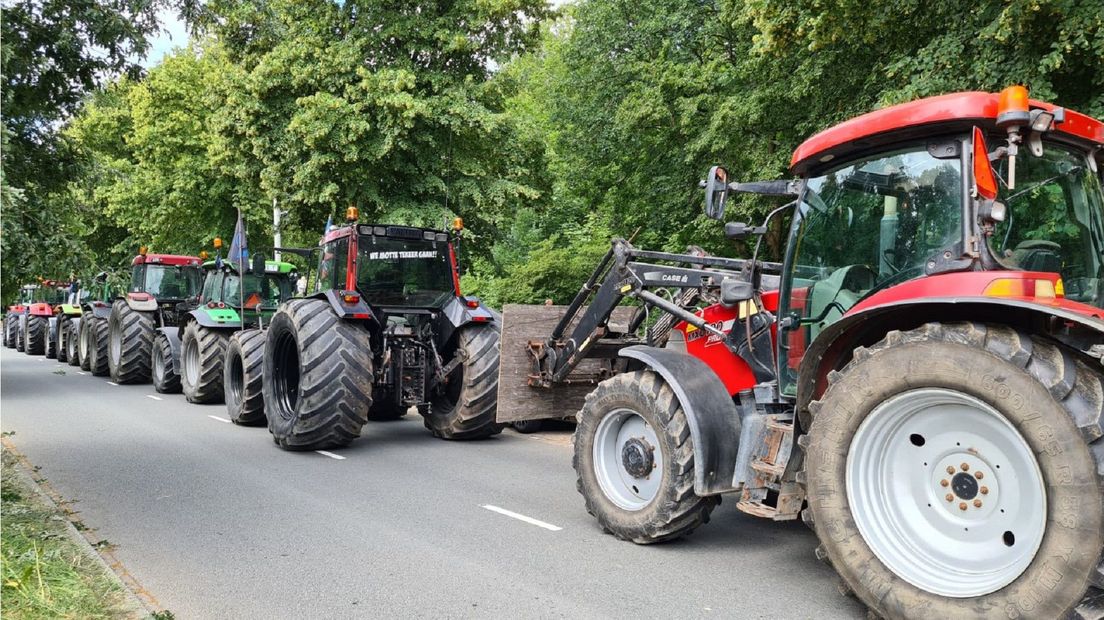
[1,445,133,619]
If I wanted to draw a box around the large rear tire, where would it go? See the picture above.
[574,371,718,544]
[56,316,71,362]
[83,317,109,376]
[108,301,154,384]
[3,314,16,348]
[151,331,181,394]
[181,321,230,404]
[262,299,373,450]
[423,324,502,439]
[66,319,81,366]
[45,318,58,359]
[802,322,1104,619]
[225,329,265,425]
[24,315,46,355]
[16,315,26,352]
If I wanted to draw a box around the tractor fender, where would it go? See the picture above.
[619,345,743,496]
[28,303,53,317]
[157,327,182,374]
[319,290,378,325]
[124,293,158,312]
[795,296,1104,429]
[441,296,496,329]
[58,304,82,316]
[187,307,239,329]
[83,301,113,320]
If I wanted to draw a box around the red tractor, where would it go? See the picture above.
[500,87,1103,618]
[13,282,67,356]
[4,284,35,349]
[103,250,203,382]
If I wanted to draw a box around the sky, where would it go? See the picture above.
[141,8,189,68]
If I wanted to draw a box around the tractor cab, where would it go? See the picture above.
[130,251,203,302]
[197,257,297,325]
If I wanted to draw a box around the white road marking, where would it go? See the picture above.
[107,381,119,386]
[315,450,346,460]
[207,415,231,424]
[77,371,87,375]
[481,505,563,531]
[146,395,163,401]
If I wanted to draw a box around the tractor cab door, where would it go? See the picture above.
[777,141,964,396]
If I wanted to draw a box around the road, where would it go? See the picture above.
[1,347,865,619]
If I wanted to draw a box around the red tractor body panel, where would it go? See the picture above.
[132,253,202,267]
[28,303,54,317]
[8,305,26,314]
[790,92,1104,174]
[847,271,1103,320]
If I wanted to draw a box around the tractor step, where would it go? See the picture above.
[736,415,801,521]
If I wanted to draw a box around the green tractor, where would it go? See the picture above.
[70,272,126,374]
[166,253,297,417]
[49,284,82,361]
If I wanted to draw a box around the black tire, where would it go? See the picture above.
[66,319,81,366]
[45,318,58,359]
[573,370,719,544]
[15,315,26,352]
[24,315,46,355]
[151,331,181,394]
[225,329,265,425]
[512,419,544,434]
[262,299,373,450]
[4,314,17,348]
[181,321,230,404]
[83,317,109,376]
[802,322,1104,619]
[107,300,154,384]
[56,315,71,362]
[423,324,502,439]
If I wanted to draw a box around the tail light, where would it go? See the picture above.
[983,277,1063,300]
[342,292,360,304]
[217,302,226,309]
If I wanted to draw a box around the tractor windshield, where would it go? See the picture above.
[133,265,202,300]
[356,236,456,308]
[988,143,1104,309]
[779,143,963,394]
[223,273,293,309]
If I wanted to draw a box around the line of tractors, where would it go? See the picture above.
[4,87,1103,619]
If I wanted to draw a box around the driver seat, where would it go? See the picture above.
[1011,240,1062,273]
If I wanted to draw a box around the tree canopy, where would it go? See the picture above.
[3,0,1101,305]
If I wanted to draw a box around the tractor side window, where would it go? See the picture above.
[779,144,962,395]
[990,144,1104,309]
[202,272,221,302]
[131,266,145,293]
[314,238,348,292]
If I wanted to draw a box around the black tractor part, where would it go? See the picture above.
[65,319,81,367]
[263,299,373,450]
[422,323,503,439]
[107,300,154,384]
[24,315,47,355]
[151,331,181,394]
[224,329,266,425]
[3,314,17,348]
[180,321,230,404]
[45,318,58,359]
[56,315,72,362]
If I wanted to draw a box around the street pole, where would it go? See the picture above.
[273,197,282,262]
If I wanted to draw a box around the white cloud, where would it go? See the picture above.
[142,8,189,68]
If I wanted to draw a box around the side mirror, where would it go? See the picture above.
[702,165,729,220]
[252,253,266,274]
[720,278,754,306]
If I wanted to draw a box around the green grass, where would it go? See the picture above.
[1,447,133,619]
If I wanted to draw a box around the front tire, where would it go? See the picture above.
[83,317,109,376]
[45,318,58,359]
[802,322,1104,619]
[108,301,154,384]
[56,316,71,362]
[24,315,46,355]
[423,324,502,439]
[67,319,82,367]
[151,331,181,394]
[225,329,265,425]
[181,322,230,404]
[573,370,718,544]
[3,314,16,348]
[262,299,373,450]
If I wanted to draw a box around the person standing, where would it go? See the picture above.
[68,276,79,305]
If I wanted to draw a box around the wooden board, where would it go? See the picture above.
[495,304,635,423]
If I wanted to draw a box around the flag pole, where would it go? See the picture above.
[238,208,245,331]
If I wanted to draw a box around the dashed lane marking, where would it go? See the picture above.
[481,505,562,531]
[77,371,87,375]
[315,451,346,460]
[107,381,119,386]
[146,395,163,401]
[207,415,231,424]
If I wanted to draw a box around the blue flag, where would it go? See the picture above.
[228,209,248,263]
[324,214,333,235]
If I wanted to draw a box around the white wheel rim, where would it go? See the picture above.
[846,388,1046,598]
[593,408,663,511]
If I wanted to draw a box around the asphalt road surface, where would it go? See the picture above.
[1,347,865,619]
